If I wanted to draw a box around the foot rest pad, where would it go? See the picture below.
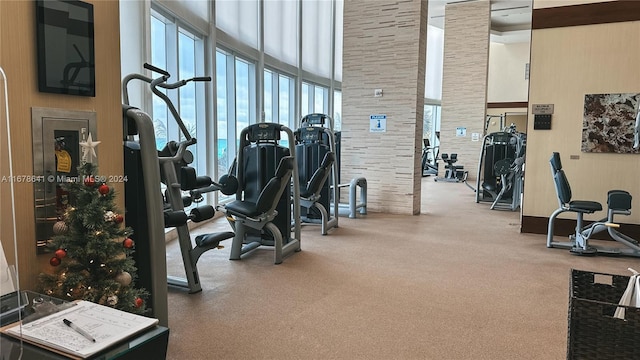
[195,231,235,248]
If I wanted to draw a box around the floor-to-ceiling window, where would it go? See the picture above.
[215,48,257,200]
[301,82,329,117]
[150,9,206,175]
[264,69,295,128]
[333,90,342,131]
[138,0,344,205]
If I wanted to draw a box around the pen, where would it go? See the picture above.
[63,318,96,342]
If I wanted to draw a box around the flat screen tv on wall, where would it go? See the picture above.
[35,0,95,97]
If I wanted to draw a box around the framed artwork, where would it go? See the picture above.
[582,93,639,153]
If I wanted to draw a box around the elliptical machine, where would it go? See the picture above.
[421,139,439,177]
[123,63,234,294]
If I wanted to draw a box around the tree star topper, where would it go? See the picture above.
[79,132,100,164]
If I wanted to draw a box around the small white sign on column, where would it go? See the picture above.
[370,114,387,132]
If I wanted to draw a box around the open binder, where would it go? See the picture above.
[1,300,158,359]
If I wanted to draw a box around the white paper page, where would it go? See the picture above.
[5,300,158,358]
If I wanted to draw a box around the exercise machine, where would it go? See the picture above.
[219,123,302,264]
[547,152,640,257]
[294,113,339,235]
[475,125,526,211]
[434,153,466,182]
[123,63,233,294]
[421,138,439,177]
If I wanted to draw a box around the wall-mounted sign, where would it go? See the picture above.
[456,127,467,137]
[370,114,386,132]
[532,104,554,115]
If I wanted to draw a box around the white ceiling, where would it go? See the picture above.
[428,0,532,43]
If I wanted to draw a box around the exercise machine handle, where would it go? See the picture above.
[149,76,194,142]
[144,62,170,76]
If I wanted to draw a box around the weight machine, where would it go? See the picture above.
[123,63,233,294]
[475,125,526,211]
[294,113,339,235]
[547,152,640,257]
[219,123,302,264]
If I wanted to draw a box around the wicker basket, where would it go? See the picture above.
[567,269,640,360]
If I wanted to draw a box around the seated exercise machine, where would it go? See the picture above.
[434,153,466,182]
[295,113,339,235]
[123,63,234,294]
[299,113,366,219]
[434,152,475,191]
[475,125,526,211]
[219,123,302,264]
[547,152,640,257]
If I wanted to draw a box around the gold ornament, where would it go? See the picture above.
[114,271,132,286]
[53,221,68,235]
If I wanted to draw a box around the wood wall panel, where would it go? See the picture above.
[532,1,640,29]
[523,8,640,226]
[0,0,122,290]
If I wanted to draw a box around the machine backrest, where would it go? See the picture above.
[550,152,562,172]
[550,152,572,205]
[255,156,295,214]
[301,152,335,198]
[441,153,449,161]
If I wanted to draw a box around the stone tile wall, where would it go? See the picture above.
[341,0,427,215]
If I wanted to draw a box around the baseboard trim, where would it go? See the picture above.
[522,215,640,241]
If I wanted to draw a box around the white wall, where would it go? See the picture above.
[119,0,149,109]
[534,0,616,9]
[487,42,530,102]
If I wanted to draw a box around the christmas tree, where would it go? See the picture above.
[39,134,149,315]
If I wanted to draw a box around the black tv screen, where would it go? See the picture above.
[35,0,95,97]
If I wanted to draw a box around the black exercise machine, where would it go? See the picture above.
[547,152,640,257]
[295,113,339,235]
[475,125,526,211]
[434,153,466,182]
[219,123,302,264]
[123,63,234,294]
[421,138,439,177]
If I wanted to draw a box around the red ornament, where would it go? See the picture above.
[114,214,124,224]
[84,176,95,187]
[49,256,61,266]
[54,248,67,259]
[123,238,134,249]
[98,184,110,195]
[134,297,144,308]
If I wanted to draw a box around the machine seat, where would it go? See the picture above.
[225,156,294,219]
[566,200,602,213]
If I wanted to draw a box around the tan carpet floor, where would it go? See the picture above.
[164,178,638,360]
